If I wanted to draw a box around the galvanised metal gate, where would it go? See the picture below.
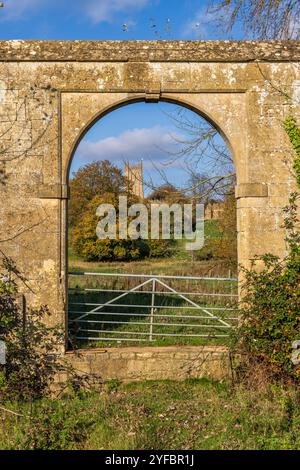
[68,272,238,346]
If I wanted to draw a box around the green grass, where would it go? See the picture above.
[68,220,236,278]
[68,256,235,277]
[2,379,300,450]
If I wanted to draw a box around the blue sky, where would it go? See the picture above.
[74,101,228,193]
[0,1,237,190]
[74,102,198,191]
[0,1,243,40]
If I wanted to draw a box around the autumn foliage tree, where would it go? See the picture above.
[71,193,150,262]
[214,192,237,263]
[69,162,176,261]
[196,191,237,266]
[69,160,129,227]
[147,183,186,204]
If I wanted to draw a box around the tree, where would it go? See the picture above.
[187,171,235,204]
[213,192,237,263]
[146,184,186,258]
[196,190,237,265]
[68,160,129,227]
[148,107,236,201]
[71,194,150,262]
[147,183,186,203]
[209,0,300,39]
[146,108,237,262]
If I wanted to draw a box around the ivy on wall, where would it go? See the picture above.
[284,116,300,187]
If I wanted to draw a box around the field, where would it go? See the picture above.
[2,379,300,450]
[68,220,232,277]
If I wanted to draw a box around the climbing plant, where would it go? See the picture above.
[232,117,300,381]
[284,116,300,187]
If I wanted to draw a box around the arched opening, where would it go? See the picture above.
[66,99,238,350]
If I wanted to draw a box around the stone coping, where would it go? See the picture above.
[65,345,229,355]
[0,40,299,62]
[61,345,232,382]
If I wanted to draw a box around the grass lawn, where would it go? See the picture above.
[68,256,235,278]
[2,378,300,450]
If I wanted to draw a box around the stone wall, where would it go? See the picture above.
[0,41,299,371]
[59,346,232,383]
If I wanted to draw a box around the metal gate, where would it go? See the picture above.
[68,272,238,345]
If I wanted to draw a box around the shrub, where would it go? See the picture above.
[234,231,300,380]
[147,238,174,258]
[0,256,95,400]
[0,257,63,399]
[213,193,237,263]
[195,243,214,261]
[71,194,173,261]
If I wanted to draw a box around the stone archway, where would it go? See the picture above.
[0,41,299,374]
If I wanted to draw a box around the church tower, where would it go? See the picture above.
[125,160,144,199]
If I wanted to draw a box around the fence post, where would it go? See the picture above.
[149,278,156,341]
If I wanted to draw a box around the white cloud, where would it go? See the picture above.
[0,0,44,21]
[0,0,150,23]
[85,0,150,24]
[76,126,183,165]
